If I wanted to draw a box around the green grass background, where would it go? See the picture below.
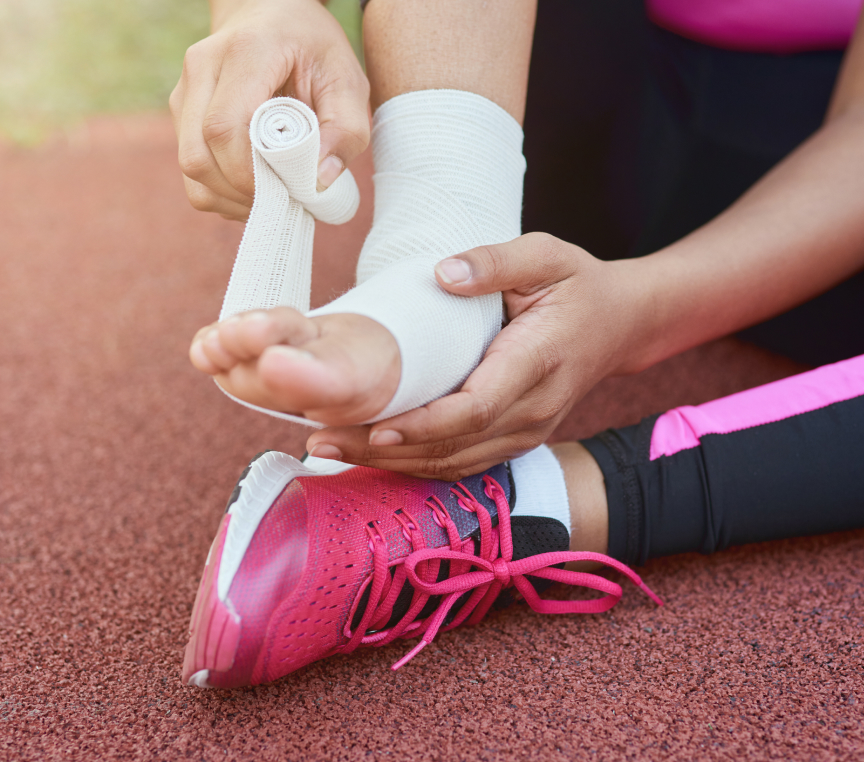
[0,0,363,145]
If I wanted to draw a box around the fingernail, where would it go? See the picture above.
[369,429,403,447]
[242,310,269,323]
[264,345,316,362]
[436,258,472,284]
[317,155,344,189]
[203,328,220,347]
[309,444,343,461]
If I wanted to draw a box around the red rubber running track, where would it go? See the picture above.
[1,115,862,761]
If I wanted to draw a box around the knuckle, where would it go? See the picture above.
[474,244,509,284]
[340,113,371,148]
[168,85,182,117]
[525,231,573,279]
[177,146,212,180]
[467,395,499,432]
[525,231,559,259]
[419,457,458,479]
[441,466,473,482]
[180,39,216,81]
[527,405,561,431]
[186,184,217,212]
[201,110,239,150]
[426,438,462,461]
[221,30,261,62]
[536,337,565,374]
[512,430,546,456]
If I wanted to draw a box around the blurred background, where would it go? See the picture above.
[0,0,363,145]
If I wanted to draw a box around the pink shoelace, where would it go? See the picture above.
[340,475,663,670]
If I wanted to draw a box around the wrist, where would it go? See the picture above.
[594,255,666,378]
[209,0,313,32]
[209,0,251,31]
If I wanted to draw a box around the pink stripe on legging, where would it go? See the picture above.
[649,354,864,461]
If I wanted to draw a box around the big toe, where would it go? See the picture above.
[257,313,401,425]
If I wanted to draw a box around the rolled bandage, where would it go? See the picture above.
[220,97,359,320]
[218,97,360,427]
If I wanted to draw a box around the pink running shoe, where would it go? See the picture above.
[182,451,661,688]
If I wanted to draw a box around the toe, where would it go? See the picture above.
[216,313,261,361]
[256,313,401,425]
[190,323,221,374]
[219,307,320,359]
[201,326,238,372]
[242,306,319,352]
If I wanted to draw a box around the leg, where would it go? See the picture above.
[556,354,864,566]
[191,0,537,426]
[184,354,864,686]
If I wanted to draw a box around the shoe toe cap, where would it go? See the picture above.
[184,479,309,689]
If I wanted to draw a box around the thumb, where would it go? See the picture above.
[315,79,371,190]
[434,233,580,296]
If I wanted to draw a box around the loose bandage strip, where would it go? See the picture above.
[217,97,360,427]
[219,91,525,428]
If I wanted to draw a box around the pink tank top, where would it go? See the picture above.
[647,0,862,53]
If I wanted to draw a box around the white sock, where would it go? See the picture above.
[310,90,526,421]
[509,445,572,537]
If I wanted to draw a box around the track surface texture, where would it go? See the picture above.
[1,115,862,762]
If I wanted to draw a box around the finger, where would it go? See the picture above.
[368,328,550,446]
[183,176,251,220]
[175,42,255,208]
[307,386,506,461]
[203,38,291,199]
[309,368,566,468]
[314,66,371,188]
[434,232,581,297]
[342,430,544,481]
[310,423,486,470]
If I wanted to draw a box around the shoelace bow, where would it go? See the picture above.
[340,475,663,670]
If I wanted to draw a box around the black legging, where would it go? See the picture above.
[579,356,864,564]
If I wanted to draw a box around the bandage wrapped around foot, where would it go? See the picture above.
[220,90,526,426]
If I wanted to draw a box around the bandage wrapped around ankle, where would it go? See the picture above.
[311,90,526,421]
[219,91,524,426]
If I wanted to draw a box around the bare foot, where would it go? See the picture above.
[189,307,401,426]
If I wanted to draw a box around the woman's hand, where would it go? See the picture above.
[306,233,649,480]
[169,0,370,221]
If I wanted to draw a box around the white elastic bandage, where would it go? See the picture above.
[311,90,526,421]
[217,98,359,426]
[217,91,524,426]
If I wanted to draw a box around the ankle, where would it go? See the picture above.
[549,442,609,564]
